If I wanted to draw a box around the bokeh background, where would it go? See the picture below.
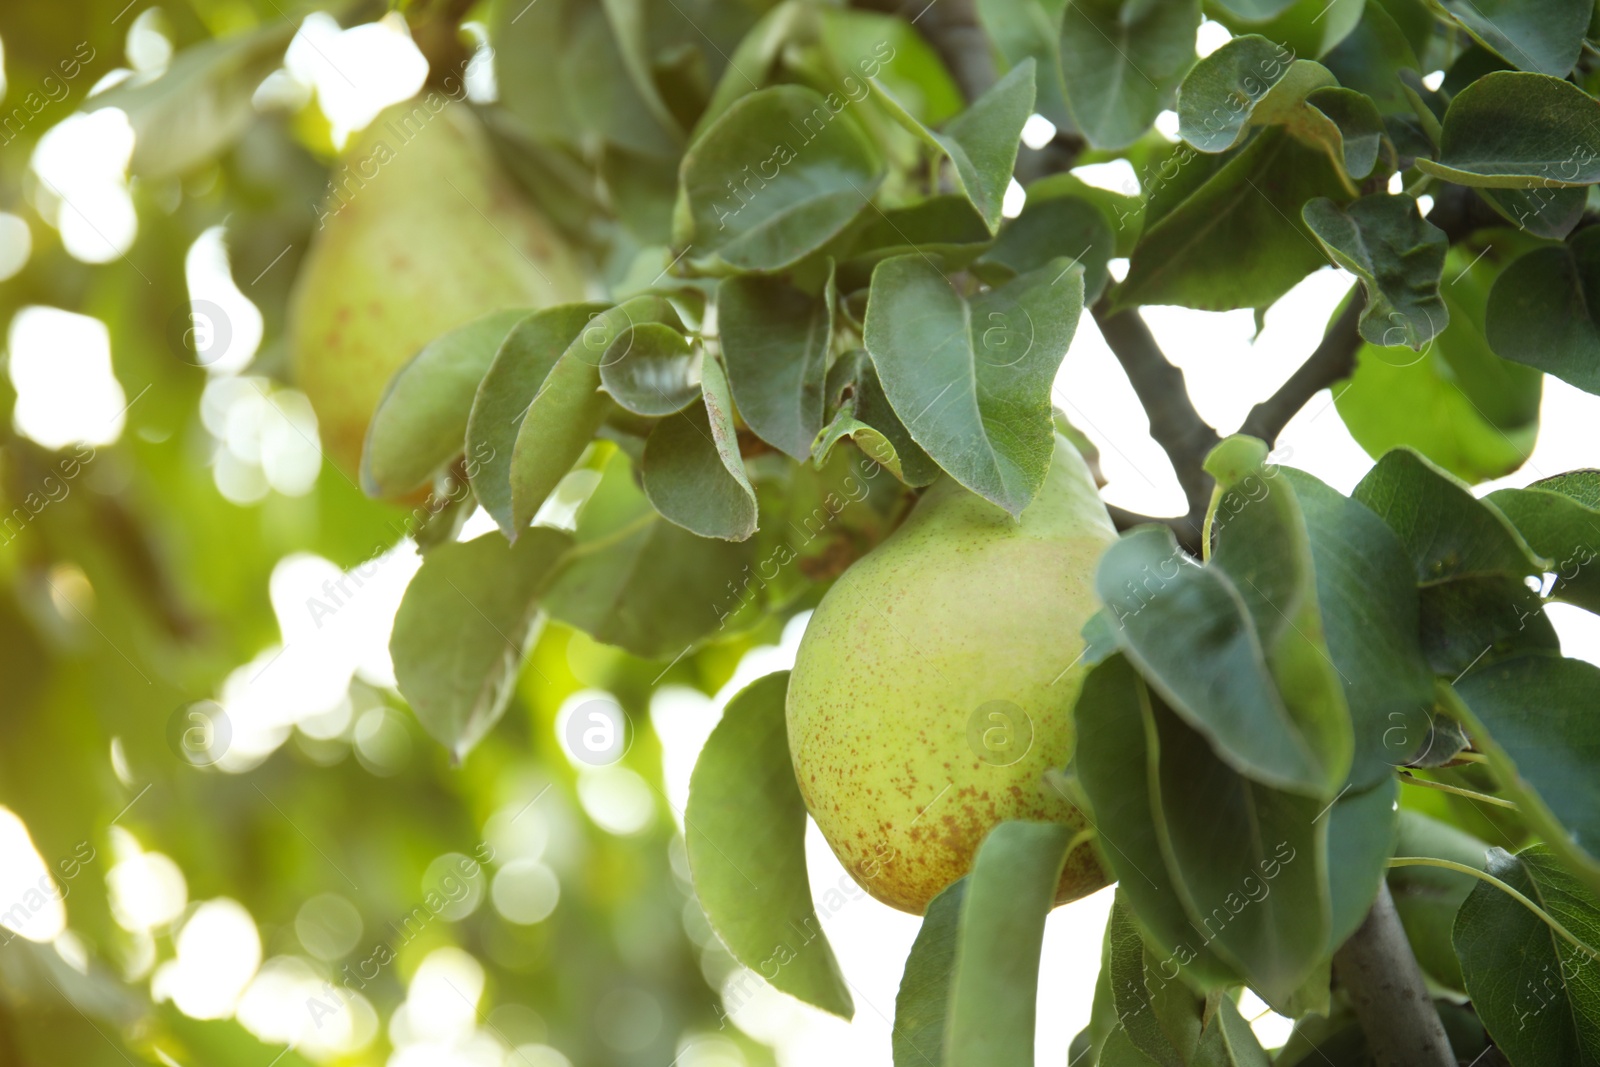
[3,6,1599,1065]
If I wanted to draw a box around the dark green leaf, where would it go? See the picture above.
[1321,0,1424,114]
[1337,244,1543,483]
[391,529,571,759]
[1452,654,1600,895]
[1282,468,1436,786]
[467,303,609,536]
[977,193,1115,303]
[813,351,941,486]
[1116,130,1348,312]
[1454,845,1600,1064]
[686,671,854,1018]
[1205,0,1365,59]
[1095,525,1335,795]
[1073,654,1241,989]
[1059,0,1201,150]
[946,820,1073,1064]
[678,85,882,271]
[1176,35,1334,154]
[892,879,966,1067]
[877,60,1037,232]
[598,323,700,416]
[975,0,1074,128]
[1351,448,1546,583]
[1415,71,1600,188]
[1302,195,1448,350]
[1389,809,1491,990]
[1437,0,1590,77]
[640,352,758,541]
[1478,185,1587,239]
[1418,575,1558,677]
[863,255,1084,516]
[1487,227,1600,395]
[1489,480,1600,612]
[541,447,755,658]
[841,196,995,284]
[1204,441,1353,796]
[1325,777,1399,950]
[510,296,682,530]
[1305,87,1386,179]
[363,310,531,498]
[718,274,831,460]
[1148,699,1329,1006]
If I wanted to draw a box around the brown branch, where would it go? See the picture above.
[1239,289,1367,444]
[1332,883,1457,1067]
[1092,302,1221,521]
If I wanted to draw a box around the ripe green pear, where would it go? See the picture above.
[787,436,1117,914]
[289,100,586,477]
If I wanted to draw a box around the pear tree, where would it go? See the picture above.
[9,0,1600,1064]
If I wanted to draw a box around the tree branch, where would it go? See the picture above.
[1332,883,1457,1067]
[1239,289,1367,444]
[1092,302,1221,521]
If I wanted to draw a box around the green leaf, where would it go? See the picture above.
[1116,129,1349,312]
[1454,845,1600,1064]
[718,274,831,460]
[1148,698,1329,1007]
[1489,478,1600,612]
[362,310,530,498]
[841,197,995,284]
[1097,892,1273,1067]
[862,255,1084,516]
[1206,0,1365,59]
[1415,71,1600,188]
[467,303,610,537]
[975,0,1074,129]
[876,60,1036,232]
[1095,525,1335,796]
[1351,448,1546,583]
[1176,35,1335,154]
[1325,777,1399,950]
[1321,0,1423,114]
[1073,654,1241,989]
[1281,468,1436,786]
[1302,195,1448,350]
[1337,244,1543,483]
[1452,654,1600,896]
[685,671,853,1018]
[541,447,755,658]
[1059,0,1201,150]
[812,350,941,486]
[1305,87,1386,179]
[815,7,965,126]
[1437,0,1590,77]
[597,323,700,416]
[977,193,1115,303]
[1204,442,1353,797]
[83,21,298,179]
[678,85,882,271]
[640,352,758,541]
[892,879,966,1067]
[1478,186,1587,240]
[1418,575,1558,677]
[1487,227,1600,395]
[946,820,1074,1065]
[510,296,681,531]
[391,529,571,759]
[1389,810,1491,991]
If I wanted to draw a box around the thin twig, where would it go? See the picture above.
[1240,290,1367,443]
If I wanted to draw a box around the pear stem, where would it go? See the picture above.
[1331,883,1457,1067]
